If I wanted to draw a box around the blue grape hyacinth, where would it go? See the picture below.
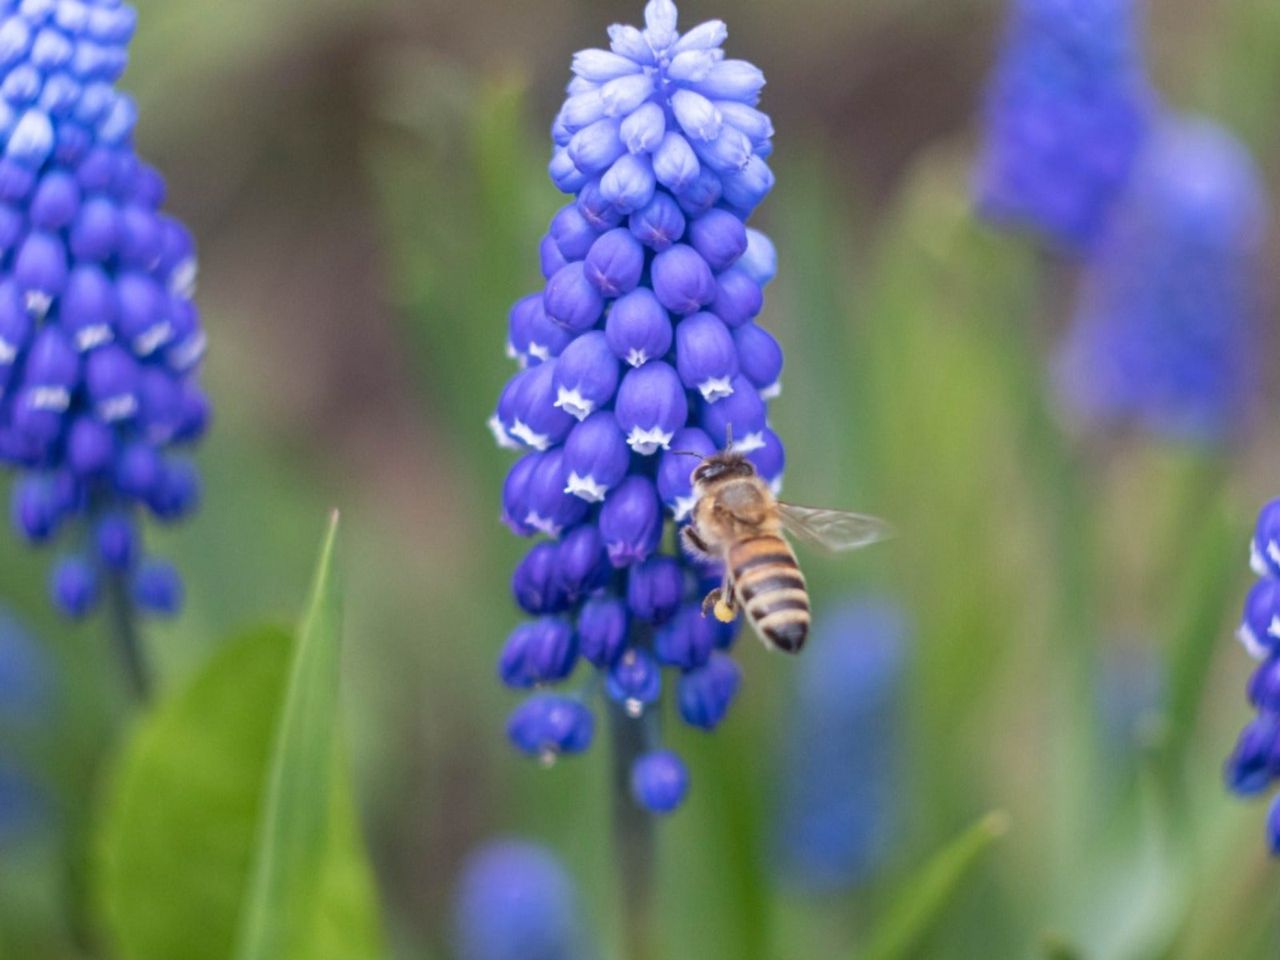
[0,0,207,619]
[1225,501,1280,853]
[974,0,1154,249]
[773,597,908,892]
[1054,117,1265,444]
[492,0,783,813]
[454,839,590,960]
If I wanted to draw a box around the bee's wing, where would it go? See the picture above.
[776,502,893,554]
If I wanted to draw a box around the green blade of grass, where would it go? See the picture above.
[858,811,1010,960]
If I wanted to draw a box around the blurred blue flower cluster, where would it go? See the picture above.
[454,839,590,960]
[0,0,207,618]
[0,606,51,844]
[773,597,908,892]
[974,0,1152,250]
[978,0,1266,446]
[1054,119,1266,443]
[1226,503,1280,852]
[491,0,784,813]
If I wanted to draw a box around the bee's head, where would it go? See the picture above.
[691,450,757,487]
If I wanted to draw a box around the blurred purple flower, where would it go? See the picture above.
[772,597,909,892]
[492,0,785,813]
[0,1,208,618]
[974,0,1154,249]
[454,839,591,960]
[1055,117,1266,444]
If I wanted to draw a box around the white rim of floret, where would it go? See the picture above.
[626,425,674,455]
[509,419,553,451]
[696,376,734,403]
[525,511,564,538]
[1239,622,1270,661]
[1251,539,1269,577]
[1267,541,1280,572]
[74,324,112,351]
[97,394,137,423]
[487,414,522,451]
[759,380,781,401]
[25,292,52,318]
[729,430,765,454]
[624,348,650,367]
[671,493,697,522]
[133,321,173,357]
[528,342,552,362]
[30,386,70,412]
[553,386,595,421]
[0,337,16,365]
[169,258,198,299]
[565,472,609,503]
[169,331,207,371]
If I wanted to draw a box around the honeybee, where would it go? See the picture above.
[680,448,891,653]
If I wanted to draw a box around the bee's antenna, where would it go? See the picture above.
[669,449,706,460]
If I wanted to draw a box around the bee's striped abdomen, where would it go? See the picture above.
[729,535,809,653]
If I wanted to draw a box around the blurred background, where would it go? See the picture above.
[1,0,1279,958]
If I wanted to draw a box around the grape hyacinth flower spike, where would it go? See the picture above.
[974,0,1154,250]
[0,2,208,694]
[492,0,782,815]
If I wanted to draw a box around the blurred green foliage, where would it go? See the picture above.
[0,1,1278,959]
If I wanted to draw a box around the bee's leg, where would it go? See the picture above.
[680,524,715,562]
[702,571,738,624]
[700,587,723,618]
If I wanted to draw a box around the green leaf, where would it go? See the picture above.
[857,812,1010,960]
[233,511,348,960]
[95,513,383,960]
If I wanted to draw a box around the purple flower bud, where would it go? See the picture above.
[573,48,643,82]
[60,264,118,350]
[69,193,118,261]
[499,618,578,688]
[652,131,701,193]
[655,604,718,670]
[700,374,767,450]
[511,541,570,616]
[29,169,78,229]
[524,448,589,538]
[1249,657,1280,713]
[14,229,67,304]
[674,167,723,217]
[687,209,748,272]
[507,694,595,758]
[1226,713,1280,795]
[747,429,785,490]
[657,426,716,520]
[599,153,655,214]
[555,523,611,603]
[539,234,569,279]
[562,411,630,502]
[558,90,607,133]
[615,361,688,454]
[678,652,741,729]
[606,646,662,713]
[568,117,625,175]
[85,345,139,423]
[676,311,738,402]
[605,287,672,367]
[652,244,715,315]
[132,560,183,617]
[95,512,136,570]
[734,322,782,395]
[694,59,765,102]
[629,191,686,252]
[585,229,645,300]
[550,203,599,260]
[739,227,777,286]
[1240,578,1280,660]
[671,89,721,142]
[499,361,575,451]
[576,179,624,230]
[552,331,619,421]
[544,261,604,334]
[620,101,665,154]
[114,442,162,501]
[631,750,689,813]
[578,596,628,667]
[1252,499,1280,577]
[509,293,574,364]
[14,326,76,444]
[501,453,540,537]
[0,282,32,383]
[66,415,114,474]
[717,101,774,148]
[711,267,763,327]
[116,272,170,356]
[626,555,684,624]
[11,474,60,542]
[599,475,662,568]
[694,126,752,175]
[51,553,99,619]
[721,155,775,213]
[549,147,589,194]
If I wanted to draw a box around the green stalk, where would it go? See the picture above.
[105,569,150,703]
[609,699,655,960]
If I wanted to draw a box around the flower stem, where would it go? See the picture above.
[608,699,655,960]
[105,570,150,703]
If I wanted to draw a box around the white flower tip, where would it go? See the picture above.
[525,511,563,538]
[509,419,551,451]
[759,380,782,401]
[697,376,735,403]
[1250,539,1268,576]
[1239,623,1269,661]
[487,414,521,451]
[729,431,765,454]
[672,494,697,522]
[627,425,674,455]
[554,386,595,421]
[625,348,650,367]
[566,472,609,503]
